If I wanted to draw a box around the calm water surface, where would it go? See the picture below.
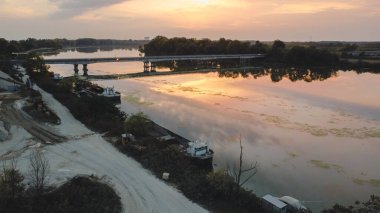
[49,49,380,211]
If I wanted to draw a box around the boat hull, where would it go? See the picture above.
[102,94,121,103]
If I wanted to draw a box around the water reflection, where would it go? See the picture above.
[217,67,360,83]
[98,71,380,212]
[44,47,140,59]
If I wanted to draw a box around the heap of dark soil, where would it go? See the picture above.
[22,90,61,125]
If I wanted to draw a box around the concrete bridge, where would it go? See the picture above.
[12,54,264,76]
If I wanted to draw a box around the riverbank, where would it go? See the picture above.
[0,70,208,213]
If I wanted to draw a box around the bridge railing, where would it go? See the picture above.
[11,54,265,65]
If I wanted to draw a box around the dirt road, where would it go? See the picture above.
[0,95,66,144]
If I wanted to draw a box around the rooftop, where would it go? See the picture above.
[263,194,287,209]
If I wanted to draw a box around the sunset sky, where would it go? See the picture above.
[0,0,379,41]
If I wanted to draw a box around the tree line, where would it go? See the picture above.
[142,36,267,56]
[0,38,62,74]
[142,36,340,66]
[0,37,147,56]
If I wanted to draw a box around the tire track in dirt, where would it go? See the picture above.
[1,102,66,144]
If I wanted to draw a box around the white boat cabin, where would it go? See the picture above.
[53,73,63,80]
[102,87,118,96]
[187,140,210,157]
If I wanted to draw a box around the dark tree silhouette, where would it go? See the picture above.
[29,149,50,194]
[227,136,258,194]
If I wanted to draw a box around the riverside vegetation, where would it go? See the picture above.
[0,151,122,213]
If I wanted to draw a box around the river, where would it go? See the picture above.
[45,48,380,211]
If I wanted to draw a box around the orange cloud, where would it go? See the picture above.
[270,2,356,14]
[1,0,379,41]
[0,0,57,18]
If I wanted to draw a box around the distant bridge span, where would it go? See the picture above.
[42,54,264,64]
[12,54,265,75]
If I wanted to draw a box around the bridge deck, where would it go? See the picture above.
[11,54,264,65]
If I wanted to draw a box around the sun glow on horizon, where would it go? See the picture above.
[193,0,210,4]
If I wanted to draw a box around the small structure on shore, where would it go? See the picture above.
[262,194,308,213]
[262,194,287,213]
[279,196,308,212]
[121,133,136,144]
[162,172,170,181]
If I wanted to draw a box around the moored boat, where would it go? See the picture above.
[185,140,214,169]
[100,87,121,102]
[186,140,214,160]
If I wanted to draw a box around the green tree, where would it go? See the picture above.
[268,40,286,62]
[340,44,358,52]
[124,112,150,137]
[207,170,236,199]
[23,53,50,74]
[250,41,267,54]
[272,39,286,50]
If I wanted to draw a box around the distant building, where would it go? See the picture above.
[144,37,150,41]
[162,172,170,180]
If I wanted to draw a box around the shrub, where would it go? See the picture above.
[124,112,150,137]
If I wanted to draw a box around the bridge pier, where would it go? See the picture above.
[74,64,79,75]
[150,63,156,72]
[239,57,249,67]
[83,64,88,76]
[143,61,149,72]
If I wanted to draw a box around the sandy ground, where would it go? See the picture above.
[0,71,208,213]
